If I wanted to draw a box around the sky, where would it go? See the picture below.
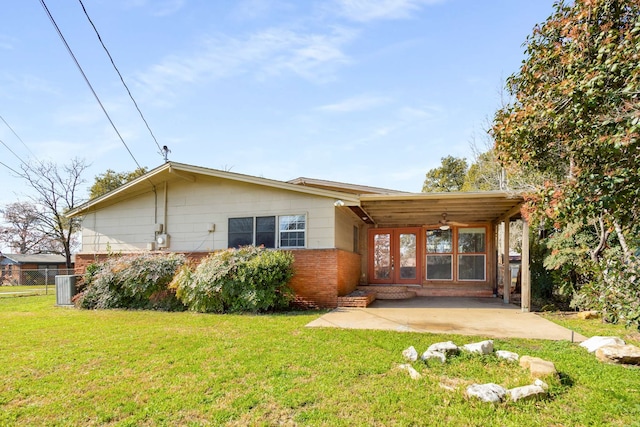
[1,0,558,208]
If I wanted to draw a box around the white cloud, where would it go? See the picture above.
[317,94,390,112]
[334,0,444,22]
[134,27,357,96]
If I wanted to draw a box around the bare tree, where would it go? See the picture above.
[19,158,89,267]
[0,202,62,254]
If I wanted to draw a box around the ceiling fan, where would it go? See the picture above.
[438,213,468,230]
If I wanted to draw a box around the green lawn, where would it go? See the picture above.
[0,285,55,298]
[1,296,639,426]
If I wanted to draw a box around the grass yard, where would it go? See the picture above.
[0,285,56,298]
[1,296,639,426]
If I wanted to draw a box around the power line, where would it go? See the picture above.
[38,0,144,171]
[0,159,23,176]
[0,137,29,172]
[77,0,165,159]
[0,113,36,159]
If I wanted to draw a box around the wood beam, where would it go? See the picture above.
[503,219,510,304]
[497,203,524,223]
[521,219,531,312]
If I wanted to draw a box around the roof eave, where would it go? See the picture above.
[67,162,362,218]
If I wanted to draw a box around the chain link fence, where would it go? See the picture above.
[1,268,76,286]
[0,267,77,297]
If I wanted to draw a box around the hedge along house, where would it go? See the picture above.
[67,162,530,310]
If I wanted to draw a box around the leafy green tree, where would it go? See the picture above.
[492,0,640,324]
[461,150,502,192]
[492,0,640,261]
[89,167,148,199]
[422,156,468,192]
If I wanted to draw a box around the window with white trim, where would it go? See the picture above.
[228,215,305,249]
[279,215,306,248]
[426,229,453,280]
[457,228,486,281]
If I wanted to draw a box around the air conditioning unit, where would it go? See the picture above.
[156,234,170,248]
[55,275,77,306]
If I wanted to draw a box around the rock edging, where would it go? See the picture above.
[399,339,557,404]
[579,336,640,365]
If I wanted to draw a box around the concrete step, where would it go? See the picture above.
[357,285,417,300]
[375,290,417,300]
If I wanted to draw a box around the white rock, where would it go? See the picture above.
[534,379,549,391]
[462,340,494,355]
[507,383,547,402]
[579,336,625,353]
[402,346,418,362]
[398,363,421,380]
[421,350,446,363]
[427,341,459,355]
[465,383,507,403]
[496,350,519,362]
[595,344,640,365]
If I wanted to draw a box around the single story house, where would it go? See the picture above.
[0,253,71,285]
[66,162,531,310]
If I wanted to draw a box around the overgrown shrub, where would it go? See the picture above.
[76,253,186,311]
[171,246,294,313]
[571,255,640,329]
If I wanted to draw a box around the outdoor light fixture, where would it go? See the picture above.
[334,200,345,207]
[439,224,450,231]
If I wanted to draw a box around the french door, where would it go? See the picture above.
[368,228,422,284]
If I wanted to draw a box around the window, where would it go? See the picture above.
[256,216,276,248]
[426,229,453,280]
[425,227,487,282]
[228,215,305,249]
[279,215,306,248]
[228,217,254,248]
[457,228,486,281]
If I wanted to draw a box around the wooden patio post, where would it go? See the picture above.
[503,219,510,304]
[521,219,531,312]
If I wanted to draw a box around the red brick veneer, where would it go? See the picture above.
[287,249,361,308]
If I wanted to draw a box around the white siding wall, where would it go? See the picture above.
[334,207,360,252]
[79,176,338,253]
[81,191,157,252]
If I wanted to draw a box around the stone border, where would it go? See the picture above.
[398,340,558,404]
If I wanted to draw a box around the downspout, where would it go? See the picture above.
[163,181,168,234]
[153,186,158,226]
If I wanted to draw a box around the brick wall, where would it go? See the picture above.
[75,248,361,309]
[337,250,361,296]
[287,249,361,308]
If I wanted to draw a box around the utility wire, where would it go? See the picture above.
[0,137,29,172]
[38,0,144,171]
[0,159,23,176]
[77,0,165,159]
[0,113,36,159]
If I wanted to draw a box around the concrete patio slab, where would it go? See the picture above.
[306,297,587,342]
